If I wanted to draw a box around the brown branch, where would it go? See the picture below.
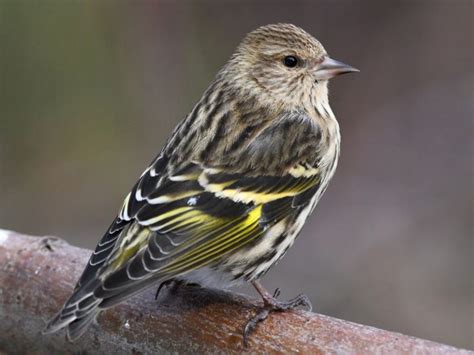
[0,229,470,354]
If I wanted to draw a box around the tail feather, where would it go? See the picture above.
[43,281,101,339]
[44,273,167,340]
[66,309,99,341]
[43,311,76,335]
[98,274,164,308]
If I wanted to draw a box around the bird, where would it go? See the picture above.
[44,23,358,344]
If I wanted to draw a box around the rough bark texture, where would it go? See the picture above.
[0,229,470,354]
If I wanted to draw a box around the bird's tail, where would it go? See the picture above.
[43,272,165,341]
[43,279,102,341]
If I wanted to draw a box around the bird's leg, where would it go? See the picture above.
[243,280,312,347]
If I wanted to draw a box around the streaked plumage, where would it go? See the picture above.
[44,23,357,342]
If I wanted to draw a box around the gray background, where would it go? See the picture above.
[0,0,472,349]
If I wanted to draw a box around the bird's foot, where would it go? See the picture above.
[155,279,184,300]
[154,279,201,300]
[243,284,312,347]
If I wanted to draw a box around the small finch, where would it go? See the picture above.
[44,23,358,343]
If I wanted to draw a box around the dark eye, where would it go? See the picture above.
[283,55,298,68]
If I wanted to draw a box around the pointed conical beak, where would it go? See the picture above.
[313,56,359,80]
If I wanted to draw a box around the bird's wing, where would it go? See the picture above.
[91,159,321,305]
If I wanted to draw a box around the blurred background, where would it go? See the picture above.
[0,0,472,349]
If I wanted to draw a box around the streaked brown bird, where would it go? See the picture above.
[44,23,358,344]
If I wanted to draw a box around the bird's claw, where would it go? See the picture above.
[154,279,183,300]
[242,293,312,347]
[155,279,202,300]
[243,308,270,347]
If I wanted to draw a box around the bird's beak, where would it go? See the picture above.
[313,56,359,80]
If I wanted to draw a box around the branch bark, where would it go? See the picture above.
[0,229,470,354]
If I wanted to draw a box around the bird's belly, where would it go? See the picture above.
[242,202,314,280]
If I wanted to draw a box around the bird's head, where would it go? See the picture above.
[227,23,358,111]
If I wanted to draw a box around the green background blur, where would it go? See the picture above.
[0,0,472,349]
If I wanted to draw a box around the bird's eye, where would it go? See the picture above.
[283,55,299,68]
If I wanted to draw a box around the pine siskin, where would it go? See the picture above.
[44,23,358,343]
